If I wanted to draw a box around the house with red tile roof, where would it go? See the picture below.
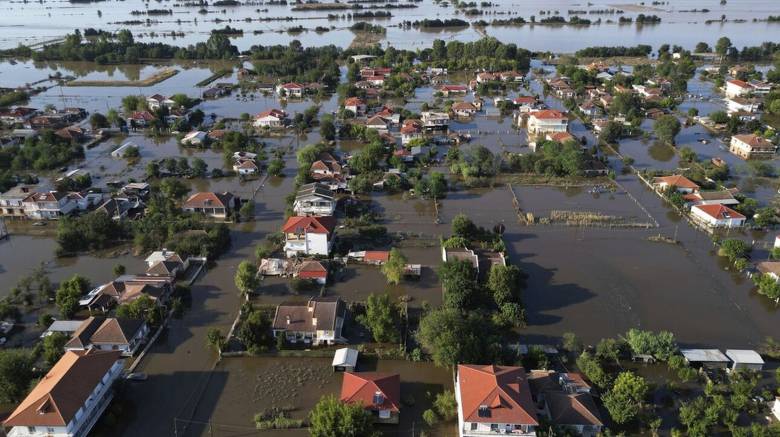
[3,350,124,437]
[651,175,700,194]
[295,260,328,284]
[253,109,288,128]
[690,204,746,228]
[527,110,568,136]
[282,216,337,256]
[725,79,752,98]
[344,97,367,116]
[452,102,478,117]
[277,82,305,98]
[438,84,469,96]
[455,364,538,437]
[347,250,390,265]
[182,192,236,219]
[340,372,401,424]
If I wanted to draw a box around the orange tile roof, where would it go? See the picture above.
[457,364,538,425]
[282,216,336,235]
[693,204,745,220]
[340,372,401,413]
[652,175,699,190]
[727,79,750,88]
[183,192,234,209]
[364,251,390,262]
[531,109,566,120]
[3,350,121,427]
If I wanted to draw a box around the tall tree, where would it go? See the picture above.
[381,248,407,285]
[234,260,259,296]
[309,395,377,437]
[603,371,648,424]
[357,293,397,343]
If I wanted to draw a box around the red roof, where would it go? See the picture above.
[364,251,390,262]
[282,216,336,235]
[653,175,699,190]
[548,132,576,143]
[297,260,327,279]
[727,79,750,89]
[513,96,536,105]
[340,372,401,413]
[257,109,286,119]
[531,109,566,120]
[457,364,538,425]
[693,204,745,220]
[344,97,365,106]
[440,85,468,92]
[281,82,304,89]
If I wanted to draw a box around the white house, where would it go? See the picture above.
[282,215,336,257]
[0,185,35,219]
[725,79,753,98]
[421,111,449,129]
[651,175,700,194]
[772,397,780,421]
[527,110,568,135]
[690,204,746,228]
[271,297,346,345]
[253,109,288,128]
[729,134,777,160]
[277,82,304,98]
[726,97,761,114]
[2,350,124,437]
[344,97,367,116]
[401,120,424,145]
[21,191,77,220]
[146,94,176,110]
[182,192,236,219]
[181,130,207,146]
[452,102,478,117]
[455,364,538,437]
[293,183,336,216]
[64,317,149,357]
[233,158,258,175]
[365,115,388,133]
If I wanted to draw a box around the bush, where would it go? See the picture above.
[422,409,438,427]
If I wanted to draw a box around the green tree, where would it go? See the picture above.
[42,332,68,366]
[239,308,273,353]
[268,158,285,177]
[599,121,623,144]
[417,309,498,368]
[113,264,126,276]
[715,37,732,59]
[206,328,225,351]
[240,200,255,220]
[89,112,109,130]
[381,248,407,285]
[191,157,208,177]
[320,115,336,141]
[433,390,458,420]
[116,295,162,325]
[719,239,751,262]
[159,178,188,200]
[576,351,612,389]
[654,115,682,145]
[235,260,259,295]
[429,172,448,199]
[603,371,649,424]
[55,274,90,318]
[309,395,377,437]
[438,260,479,311]
[487,264,523,306]
[451,213,477,240]
[356,293,397,343]
[0,349,36,403]
[562,332,583,354]
[753,273,780,302]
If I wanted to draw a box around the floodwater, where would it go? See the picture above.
[1,0,779,52]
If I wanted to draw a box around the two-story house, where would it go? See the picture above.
[271,296,346,345]
[0,185,35,219]
[182,192,236,219]
[455,364,538,437]
[293,183,336,217]
[282,215,336,257]
[2,350,124,437]
[729,134,777,160]
[22,191,77,220]
[527,110,569,136]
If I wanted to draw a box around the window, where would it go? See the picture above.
[27,427,35,433]
[470,423,477,431]
[47,427,56,433]
[490,424,498,431]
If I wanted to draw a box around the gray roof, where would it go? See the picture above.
[272,297,345,333]
[725,349,764,365]
[296,183,334,200]
[45,320,84,333]
[680,349,729,363]
[697,190,736,201]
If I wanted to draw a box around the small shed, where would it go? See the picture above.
[680,349,730,369]
[332,348,358,372]
[725,349,764,371]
